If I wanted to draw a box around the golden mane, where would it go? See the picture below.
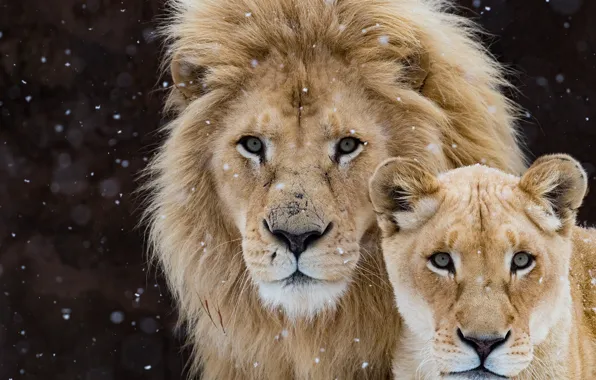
[143,0,527,377]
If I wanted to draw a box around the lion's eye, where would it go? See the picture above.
[239,136,263,154]
[337,137,361,155]
[429,252,454,272]
[511,252,534,272]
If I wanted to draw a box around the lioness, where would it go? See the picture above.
[145,0,525,378]
[370,154,596,379]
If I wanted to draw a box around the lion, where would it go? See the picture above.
[144,0,526,378]
[369,154,596,379]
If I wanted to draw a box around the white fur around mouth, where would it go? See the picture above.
[257,278,348,320]
[444,369,508,380]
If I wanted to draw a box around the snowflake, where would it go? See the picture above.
[378,35,389,45]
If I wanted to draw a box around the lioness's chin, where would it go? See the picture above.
[257,279,348,320]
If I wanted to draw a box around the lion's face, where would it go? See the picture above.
[209,60,392,318]
[369,156,587,379]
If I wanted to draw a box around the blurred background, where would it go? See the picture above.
[0,0,594,379]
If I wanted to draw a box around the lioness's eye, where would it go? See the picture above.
[429,252,454,272]
[511,252,534,272]
[337,137,361,155]
[238,136,265,158]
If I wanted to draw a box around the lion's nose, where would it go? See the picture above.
[457,329,510,362]
[266,221,333,259]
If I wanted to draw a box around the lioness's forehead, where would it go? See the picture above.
[436,165,523,228]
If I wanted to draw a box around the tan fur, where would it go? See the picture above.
[143,0,527,378]
[370,155,596,379]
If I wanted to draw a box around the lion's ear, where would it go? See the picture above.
[402,51,430,92]
[369,157,440,235]
[171,53,208,101]
[519,154,588,230]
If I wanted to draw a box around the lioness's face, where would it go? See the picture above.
[210,60,391,318]
[370,157,587,379]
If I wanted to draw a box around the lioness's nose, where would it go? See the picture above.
[267,222,332,258]
[457,329,510,362]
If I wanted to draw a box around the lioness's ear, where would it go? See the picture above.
[519,154,588,230]
[171,53,208,101]
[369,157,440,235]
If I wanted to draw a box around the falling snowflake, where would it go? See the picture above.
[426,143,441,156]
[110,311,125,324]
[61,308,72,320]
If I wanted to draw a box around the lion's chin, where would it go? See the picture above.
[257,278,348,320]
[443,370,509,380]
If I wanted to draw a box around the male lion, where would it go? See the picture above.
[145,0,525,378]
[370,154,596,379]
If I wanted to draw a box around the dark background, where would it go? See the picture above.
[0,0,594,379]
